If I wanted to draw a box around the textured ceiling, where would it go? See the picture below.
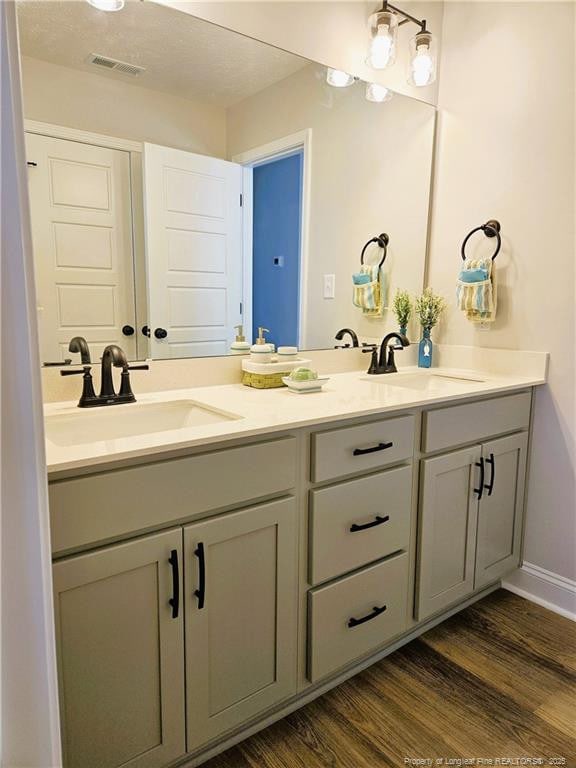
[16,0,310,107]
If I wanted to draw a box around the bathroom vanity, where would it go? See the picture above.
[46,366,542,768]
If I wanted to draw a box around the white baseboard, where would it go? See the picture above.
[502,562,576,621]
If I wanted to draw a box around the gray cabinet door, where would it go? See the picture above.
[53,529,185,768]
[416,446,481,621]
[475,432,528,588]
[184,497,298,752]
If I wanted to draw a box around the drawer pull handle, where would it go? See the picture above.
[194,542,206,610]
[168,549,179,619]
[484,453,495,496]
[353,441,393,456]
[348,605,387,628]
[474,457,485,500]
[350,515,390,532]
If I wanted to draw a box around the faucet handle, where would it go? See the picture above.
[60,365,91,376]
[126,364,150,371]
[362,346,379,375]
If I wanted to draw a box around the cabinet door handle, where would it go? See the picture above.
[353,441,393,456]
[194,542,206,610]
[347,604,387,628]
[474,457,485,500]
[168,549,179,619]
[350,515,389,532]
[484,453,495,496]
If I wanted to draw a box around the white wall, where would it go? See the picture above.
[227,64,435,348]
[429,3,575,588]
[1,3,62,765]
[156,0,444,105]
[20,55,227,156]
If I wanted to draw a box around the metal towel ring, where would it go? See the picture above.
[461,219,502,262]
[360,233,389,269]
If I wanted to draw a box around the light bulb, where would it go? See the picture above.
[368,24,394,69]
[411,46,434,86]
[86,0,125,11]
[366,10,398,70]
[408,30,437,87]
[365,82,393,103]
[326,68,355,88]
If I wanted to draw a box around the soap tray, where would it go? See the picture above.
[241,358,311,389]
[241,358,311,375]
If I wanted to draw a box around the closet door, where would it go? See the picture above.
[143,143,243,358]
[25,133,137,362]
[184,498,298,752]
[475,432,528,588]
[52,529,185,768]
[416,446,481,621]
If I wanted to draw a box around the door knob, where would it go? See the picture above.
[154,327,168,340]
[142,325,150,337]
[122,325,135,336]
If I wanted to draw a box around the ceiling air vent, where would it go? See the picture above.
[87,53,145,77]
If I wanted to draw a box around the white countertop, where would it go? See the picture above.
[44,364,546,477]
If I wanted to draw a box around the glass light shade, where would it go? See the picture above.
[326,68,355,88]
[366,10,398,70]
[86,0,125,10]
[365,82,393,103]
[408,30,437,87]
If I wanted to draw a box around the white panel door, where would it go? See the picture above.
[25,133,137,363]
[143,143,243,359]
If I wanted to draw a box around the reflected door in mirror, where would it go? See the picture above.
[143,144,243,359]
[26,133,137,363]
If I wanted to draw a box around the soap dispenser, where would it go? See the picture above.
[230,325,250,355]
[250,327,274,362]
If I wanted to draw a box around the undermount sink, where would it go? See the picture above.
[45,399,243,446]
[364,372,487,393]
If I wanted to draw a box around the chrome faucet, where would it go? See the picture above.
[61,344,149,408]
[362,332,410,375]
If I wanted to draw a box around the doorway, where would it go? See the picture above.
[252,151,303,348]
[233,129,311,349]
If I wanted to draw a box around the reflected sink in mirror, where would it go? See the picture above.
[45,400,243,447]
[363,372,487,394]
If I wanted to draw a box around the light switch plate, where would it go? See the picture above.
[323,274,335,299]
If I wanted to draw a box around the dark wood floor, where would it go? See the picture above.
[205,590,576,768]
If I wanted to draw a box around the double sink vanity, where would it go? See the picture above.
[45,354,546,768]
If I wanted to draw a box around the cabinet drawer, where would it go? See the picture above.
[422,391,531,453]
[49,437,297,554]
[308,551,409,682]
[309,466,412,584]
[311,415,414,483]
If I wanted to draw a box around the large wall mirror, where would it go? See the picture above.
[17,0,436,363]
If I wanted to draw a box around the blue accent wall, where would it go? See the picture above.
[252,152,302,348]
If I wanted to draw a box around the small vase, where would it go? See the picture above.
[399,325,408,338]
[418,328,433,368]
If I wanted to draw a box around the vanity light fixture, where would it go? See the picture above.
[367,1,437,87]
[326,68,356,87]
[366,9,398,69]
[86,0,125,11]
[365,82,393,103]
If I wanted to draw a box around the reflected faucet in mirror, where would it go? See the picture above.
[363,332,410,374]
[68,336,91,365]
[334,328,360,348]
